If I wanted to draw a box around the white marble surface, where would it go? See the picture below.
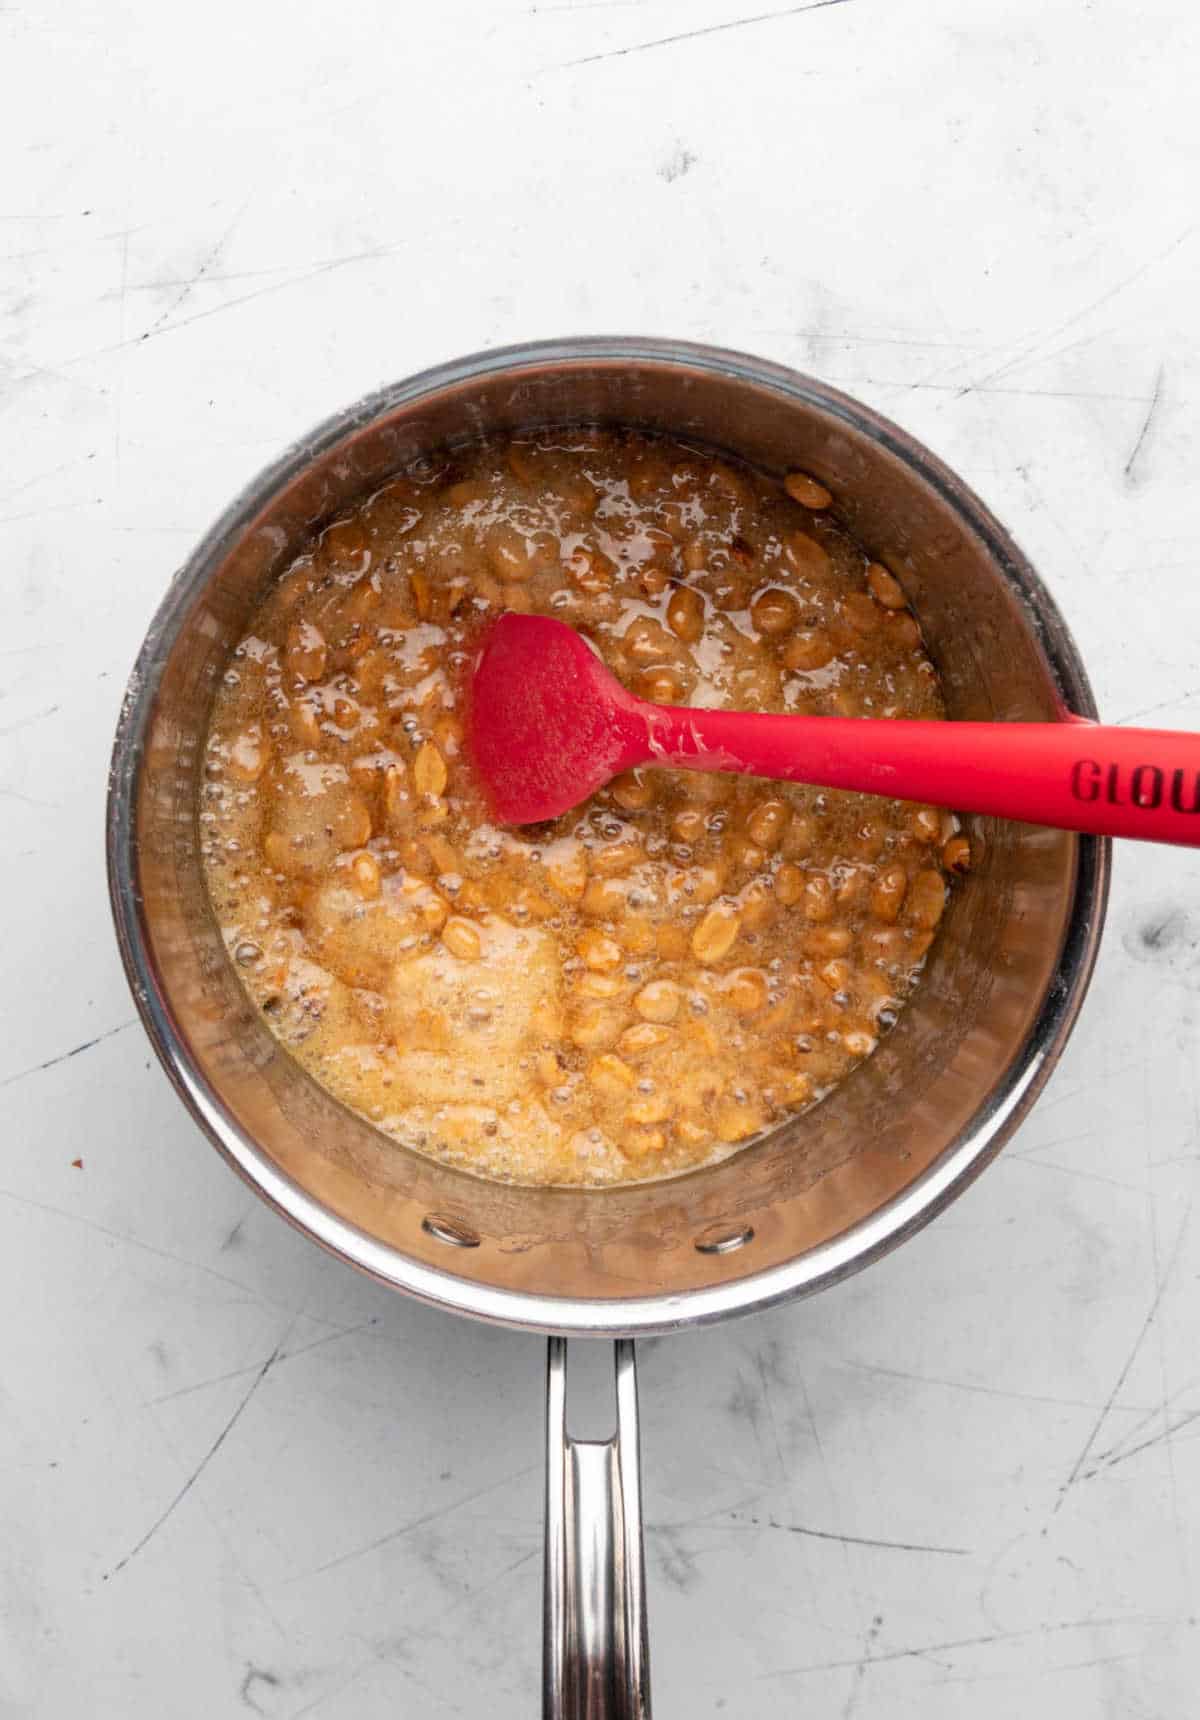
[3,1,1200,1713]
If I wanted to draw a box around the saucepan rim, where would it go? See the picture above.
[106,336,1110,1336]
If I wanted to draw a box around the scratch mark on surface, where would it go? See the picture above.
[8,244,406,383]
[1003,1154,1140,1194]
[113,230,128,483]
[844,1357,1118,1414]
[0,457,93,503]
[446,1545,540,1613]
[108,525,204,536]
[0,1018,137,1087]
[0,703,59,738]
[310,1629,459,1717]
[755,1343,788,1479]
[806,374,1154,403]
[1021,1080,1090,1120]
[756,327,984,352]
[221,1212,250,1253]
[758,1612,1184,1679]
[114,244,402,356]
[106,1329,291,1579]
[647,1489,773,1538]
[0,1182,352,1324]
[1055,1194,1193,1512]
[933,1648,1146,1688]
[0,784,60,810]
[1011,450,1088,567]
[533,0,654,11]
[290,1664,370,1720]
[1127,1135,1183,1581]
[0,499,96,528]
[1090,1406,1200,1476]
[139,203,248,342]
[651,1523,702,1594]
[97,261,310,299]
[1006,1126,1096,1159]
[1117,686,1200,726]
[957,224,1197,398]
[1096,1366,1200,1461]
[1124,362,1165,484]
[288,1462,540,1583]
[842,1613,883,1717]
[240,1666,281,1714]
[768,1520,970,1557]
[556,0,852,67]
[141,1320,381,1406]
[794,1361,874,1630]
[658,145,696,183]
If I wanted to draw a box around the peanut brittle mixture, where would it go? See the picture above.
[200,431,967,1186]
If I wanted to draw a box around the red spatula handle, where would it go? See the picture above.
[642,707,1200,847]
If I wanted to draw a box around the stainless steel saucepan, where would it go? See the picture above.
[107,338,1108,1717]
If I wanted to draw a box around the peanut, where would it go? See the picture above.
[591,838,642,877]
[619,1023,671,1055]
[870,865,908,923]
[578,929,623,972]
[782,630,835,672]
[666,583,705,643]
[784,471,832,509]
[866,562,907,609]
[750,587,799,636]
[746,798,790,851]
[783,532,831,578]
[442,917,482,960]
[285,621,327,683]
[611,771,655,812]
[351,852,381,899]
[775,861,805,905]
[546,845,588,902]
[715,1100,765,1143]
[627,1091,671,1126]
[725,968,768,1015]
[692,906,741,964]
[942,835,971,873]
[581,877,626,919]
[633,980,680,1023]
[802,874,835,923]
[905,870,947,930]
[579,972,624,999]
[413,742,448,797]
[228,726,268,783]
[588,1054,636,1097]
[910,806,942,844]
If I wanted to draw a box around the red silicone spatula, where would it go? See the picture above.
[468,613,1200,846]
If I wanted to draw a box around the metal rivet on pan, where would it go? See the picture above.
[694,1224,754,1256]
[422,1214,481,1249]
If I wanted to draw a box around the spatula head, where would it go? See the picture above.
[468,614,647,824]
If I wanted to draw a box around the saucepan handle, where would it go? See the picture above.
[543,1337,651,1719]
